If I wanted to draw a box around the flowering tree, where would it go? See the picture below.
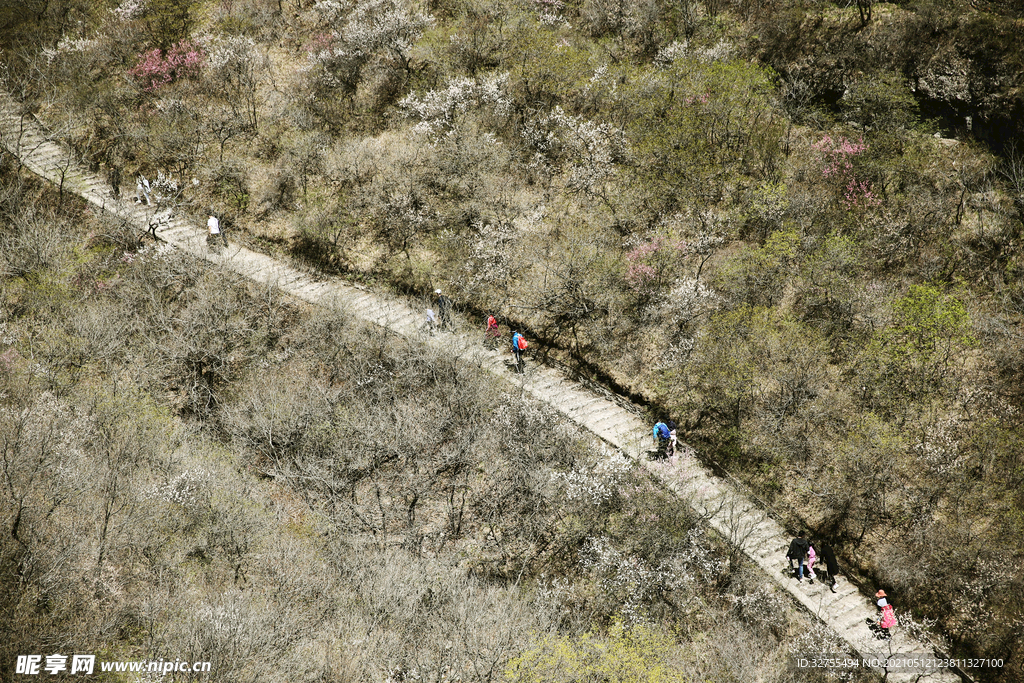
[522,105,625,214]
[812,134,879,209]
[623,235,687,296]
[399,72,510,138]
[128,40,204,92]
[305,0,433,119]
[204,35,268,133]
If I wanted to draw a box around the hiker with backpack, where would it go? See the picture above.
[485,315,501,349]
[511,331,527,374]
[652,421,670,459]
[786,531,810,582]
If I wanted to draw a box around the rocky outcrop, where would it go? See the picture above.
[914,47,972,113]
[756,5,1024,152]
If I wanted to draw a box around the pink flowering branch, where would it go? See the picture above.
[128,40,205,92]
[305,33,335,55]
[843,178,880,208]
[813,134,878,210]
[812,134,868,178]
[624,236,687,293]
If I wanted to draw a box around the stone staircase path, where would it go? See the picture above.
[0,92,962,682]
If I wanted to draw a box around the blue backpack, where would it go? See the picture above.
[654,422,669,440]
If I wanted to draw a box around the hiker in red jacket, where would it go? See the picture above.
[485,315,500,349]
[868,590,896,639]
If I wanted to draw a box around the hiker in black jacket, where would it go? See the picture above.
[818,541,841,593]
[786,531,810,582]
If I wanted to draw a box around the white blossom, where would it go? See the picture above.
[144,468,210,510]
[551,449,632,506]
[307,0,433,92]
[583,537,677,623]
[664,526,721,585]
[913,416,967,475]
[111,0,146,21]
[524,107,624,197]
[341,0,433,58]
[730,585,789,635]
[666,277,720,322]
[788,619,851,663]
[205,35,258,73]
[655,39,735,66]
[400,72,511,137]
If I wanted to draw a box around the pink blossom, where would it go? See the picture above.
[812,135,867,179]
[128,40,205,92]
[813,135,878,210]
[843,178,880,208]
[624,236,687,292]
[305,33,335,54]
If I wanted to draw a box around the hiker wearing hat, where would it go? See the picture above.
[869,590,896,639]
[435,289,453,331]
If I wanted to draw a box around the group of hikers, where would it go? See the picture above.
[652,427,896,641]
[787,531,896,639]
[431,294,899,642]
[786,531,840,591]
[425,291,529,374]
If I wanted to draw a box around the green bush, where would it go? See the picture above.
[505,619,688,683]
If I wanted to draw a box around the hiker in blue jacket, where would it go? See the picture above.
[653,421,670,458]
[511,331,526,374]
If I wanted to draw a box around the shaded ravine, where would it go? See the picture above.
[0,93,963,683]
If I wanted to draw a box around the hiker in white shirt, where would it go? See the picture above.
[208,215,227,246]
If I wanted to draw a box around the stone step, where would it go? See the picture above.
[348,293,378,311]
[745,515,779,539]
[274,270,306,288]
[585,402,626,425]
[601,419,643,441]
[527,374,565,395]
[561,396,607,419]
[754,538,789,562]
[293,281,330,298]
[826,602,865,630]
